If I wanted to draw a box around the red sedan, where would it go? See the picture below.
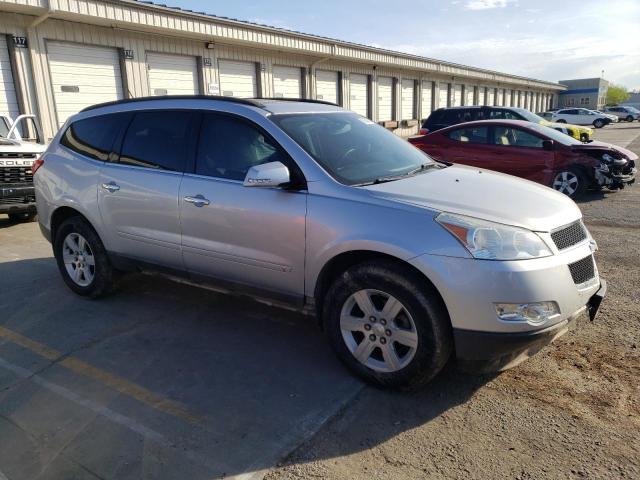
[409,120,636,198]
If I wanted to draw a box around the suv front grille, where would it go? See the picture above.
[568,255,595,285]
[0,167,33,185]
[551,220,588,250]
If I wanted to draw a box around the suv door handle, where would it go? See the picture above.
[101,182,120,193]
[184,194,210,207]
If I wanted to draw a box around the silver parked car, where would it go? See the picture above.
[603,106,640,122]
[33,97,606,388]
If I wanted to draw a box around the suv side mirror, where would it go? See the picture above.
[542,140,554,151]
[243,161,290,188]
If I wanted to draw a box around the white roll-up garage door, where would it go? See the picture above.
[316,70,339,104]
[421,80,432,118]
[219,60,257,98]
[47,41,123,126]
[273,65,301,98]
[504,89,511,107]
[0,36,19,120]
[377,76,393,121]
[401,79,415,120]
[465,85,474,106]
[438,83,449,108]
[147,52,198,96]
[453,84,462,107]
[497,89,504,106]
[349,73,368,117]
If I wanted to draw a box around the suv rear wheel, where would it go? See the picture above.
[626,115,634,122]
[593,119,605,128]
[323,260,452,389]
[53,217,117,298]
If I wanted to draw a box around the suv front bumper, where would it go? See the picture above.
[454,280,606,372]
[409,239,603,371]
[0,184,37,214]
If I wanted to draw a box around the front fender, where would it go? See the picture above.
[304,194,469,297]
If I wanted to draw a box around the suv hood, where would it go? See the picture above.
[364,165,581,232]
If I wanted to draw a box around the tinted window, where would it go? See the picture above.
[441,109,465,124]
[61,113,128,161]
[448,126,488,144]
[196,114,287,181]
[119,111,194,171]
[489,109,522,120]
[494,126,544,148]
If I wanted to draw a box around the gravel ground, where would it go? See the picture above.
[265,124,640,480]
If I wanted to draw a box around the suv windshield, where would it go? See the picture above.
[271,112,436,185]
[527,122,582,146]
[511,108,545,123]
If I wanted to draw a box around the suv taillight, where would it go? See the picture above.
[31,157,44,175]
[419,128,429,135]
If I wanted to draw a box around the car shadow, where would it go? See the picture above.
[0,257,492,480]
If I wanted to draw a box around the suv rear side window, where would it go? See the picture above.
[196,114,288,181]
[119,111,195,171]
[489,109,522,120]
[61,113,128,161]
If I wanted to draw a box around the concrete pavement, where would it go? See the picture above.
[0,219,362,480]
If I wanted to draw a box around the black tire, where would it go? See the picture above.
[593,119,604,129]
[626,115,634,122]
[551,166,588,198]
[556,119,567,124]
[53,216,117,298]
[322,260,452,390]
[8,212,37,222]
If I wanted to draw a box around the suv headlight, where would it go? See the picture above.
[436,213,552,260]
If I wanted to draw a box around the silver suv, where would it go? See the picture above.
[34,97,606,388]
[603,106,640,122]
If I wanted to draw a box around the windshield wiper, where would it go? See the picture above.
[354,163,437,186]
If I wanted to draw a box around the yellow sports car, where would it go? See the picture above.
[539,113,592,142]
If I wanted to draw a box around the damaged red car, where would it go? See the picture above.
[409,120,636,198]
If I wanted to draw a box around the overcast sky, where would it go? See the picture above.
[169,0,640,89]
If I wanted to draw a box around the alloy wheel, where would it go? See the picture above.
[340,289,418,373]
[62,232,96,287]
[552,171,579,196]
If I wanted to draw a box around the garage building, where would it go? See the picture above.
[0,0,565,139]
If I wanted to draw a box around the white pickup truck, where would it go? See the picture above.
[0,114,47,222]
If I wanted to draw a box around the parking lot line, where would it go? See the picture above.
[0,326,200,425]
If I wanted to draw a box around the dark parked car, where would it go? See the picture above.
[409,120,636,198]
[420,105,592,142]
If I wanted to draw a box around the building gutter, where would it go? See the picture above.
[29,5,55,28]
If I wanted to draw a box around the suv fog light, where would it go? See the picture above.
[495,301,560,324]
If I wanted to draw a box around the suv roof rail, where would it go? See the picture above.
[80,95,339,113]
[257,97,338,106]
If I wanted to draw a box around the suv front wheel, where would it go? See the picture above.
[54,217,117,298]
[323,260,452,389]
